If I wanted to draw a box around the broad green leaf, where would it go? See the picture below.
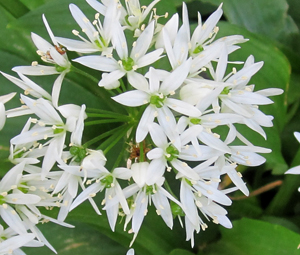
[169,249,195,255]
[23,221,128,255]
[0,0,30,18]
[19,0,53,10]
[202,218,300,255]
[65,204,179,255]
[200,0,298,42]
[266,145,300,215]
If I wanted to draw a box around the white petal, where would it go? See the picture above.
[56,37,98,53]
[73,56,118,71]
[165,98,201,117]
[12,65,59,75]
[131,162,149,187]
[99,69,125,87]
[136,48,164,68]
[171,159,199,180]
[136,105,155,142]
[286,166,300,175]
[127,71,149,91]
[131,21,154,61]
[148,123,168,148]
[70,4,97,41]
[0,103,5,130]
[160,58,191,94]
[112,90,148,106]
[70,183,102,211]
[146,158,166,185]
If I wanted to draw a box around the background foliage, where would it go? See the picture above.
[0,0,300,254]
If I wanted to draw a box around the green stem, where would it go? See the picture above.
[83,125,125,148]
[139,141,144,162]
[85,119,129,126]
[71,65,99,84]
[102,125,132,154]
[86,113,131,120]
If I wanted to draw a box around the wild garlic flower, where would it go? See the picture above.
[56,2,119,55]
[0,0,284,252]
[74,20,163,89]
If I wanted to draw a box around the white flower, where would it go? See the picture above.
[13,14,70,76]
[56,2,119,55]
[112,62,201,142]
[70,165,131,231]
[0,162,41,235]
[0,230,37,255]
[12,15,71,107]
[73,21,163,89]
[10,96,82,178]
[1,72,51,101]
[123,162,180,245]
[118,0,160,33]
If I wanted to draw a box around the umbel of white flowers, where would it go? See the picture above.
[0,0,283,254]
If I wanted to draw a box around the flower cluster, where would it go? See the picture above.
[0,0,283,253]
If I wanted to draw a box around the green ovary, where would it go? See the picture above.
[193,44,204,54]
[122,57,135,71]
[150,94,165,108]
[101,175,114,188]
[53,126,65,134]
[165,145,179,162]
[221,87,231,95]
[70,146,87,163]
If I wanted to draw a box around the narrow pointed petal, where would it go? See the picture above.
[112,90,148,106]
[166,98,201,117]
[136,105,155,143]
[73,56,118,71]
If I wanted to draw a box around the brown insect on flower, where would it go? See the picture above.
[55,45,66,55]
[128,140,151,162]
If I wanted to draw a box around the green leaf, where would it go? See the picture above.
[200,0,298,42]
[169,249,195,255]
[19,0,53,10]
[202,218,300,255]
[23,221,128,255]
[65,204,188,255]
[266,145,300,215]
[0,0,30,18]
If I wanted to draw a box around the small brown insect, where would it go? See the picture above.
[128,140,150,162]
[55,45,66,55]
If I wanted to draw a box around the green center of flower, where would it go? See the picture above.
[101,175,114,188]
[70,146,87,163]
[165,145,179,162]
[170,201,185,217]
[122,57,135,71]
[221,87,231,95]
[150,94,165,108]
[193,44,204,54]
[145,185,153,195]
[55,65,67,73]
[53,125,65,135]
[0,195,5,205]
[190,118,201,125]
